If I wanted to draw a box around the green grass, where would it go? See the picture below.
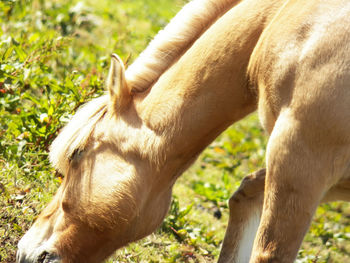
[1,0,350,262]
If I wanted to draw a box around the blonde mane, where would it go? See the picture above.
[49,0,237,173]
[126,0,238,92]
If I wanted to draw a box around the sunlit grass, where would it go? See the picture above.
[1,0,350,262]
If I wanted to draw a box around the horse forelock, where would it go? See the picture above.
[49,95,108,173]
[125,0,238,92]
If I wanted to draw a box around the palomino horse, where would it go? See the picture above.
[17,0,350,262]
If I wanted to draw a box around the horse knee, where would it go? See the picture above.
[229,168,266,208]
[219,169,266,263]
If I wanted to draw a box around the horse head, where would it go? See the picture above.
[17,55,175,263]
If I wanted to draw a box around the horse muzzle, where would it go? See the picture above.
[17,249,61,263]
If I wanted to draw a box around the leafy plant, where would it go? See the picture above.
[161,195,194,241]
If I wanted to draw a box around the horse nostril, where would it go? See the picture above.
[37,251,49,263]
[36,251,61,263]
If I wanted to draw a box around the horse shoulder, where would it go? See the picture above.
[248,0,350,134]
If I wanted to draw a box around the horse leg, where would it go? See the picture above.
[218,168,266,263]
[249,113,345,263]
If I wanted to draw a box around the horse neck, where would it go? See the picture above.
[135,0,285,178]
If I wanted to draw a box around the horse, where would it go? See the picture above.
[17,0,350,262]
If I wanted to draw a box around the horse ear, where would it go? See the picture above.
[107,54,131,113]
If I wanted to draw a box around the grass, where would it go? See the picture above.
[0,0,350,262]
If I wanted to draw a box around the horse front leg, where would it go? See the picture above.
[250,113,340,263]
[218,169,266,263]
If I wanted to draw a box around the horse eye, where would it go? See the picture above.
[69,149,84,163]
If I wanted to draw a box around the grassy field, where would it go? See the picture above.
[1,0,350,262]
